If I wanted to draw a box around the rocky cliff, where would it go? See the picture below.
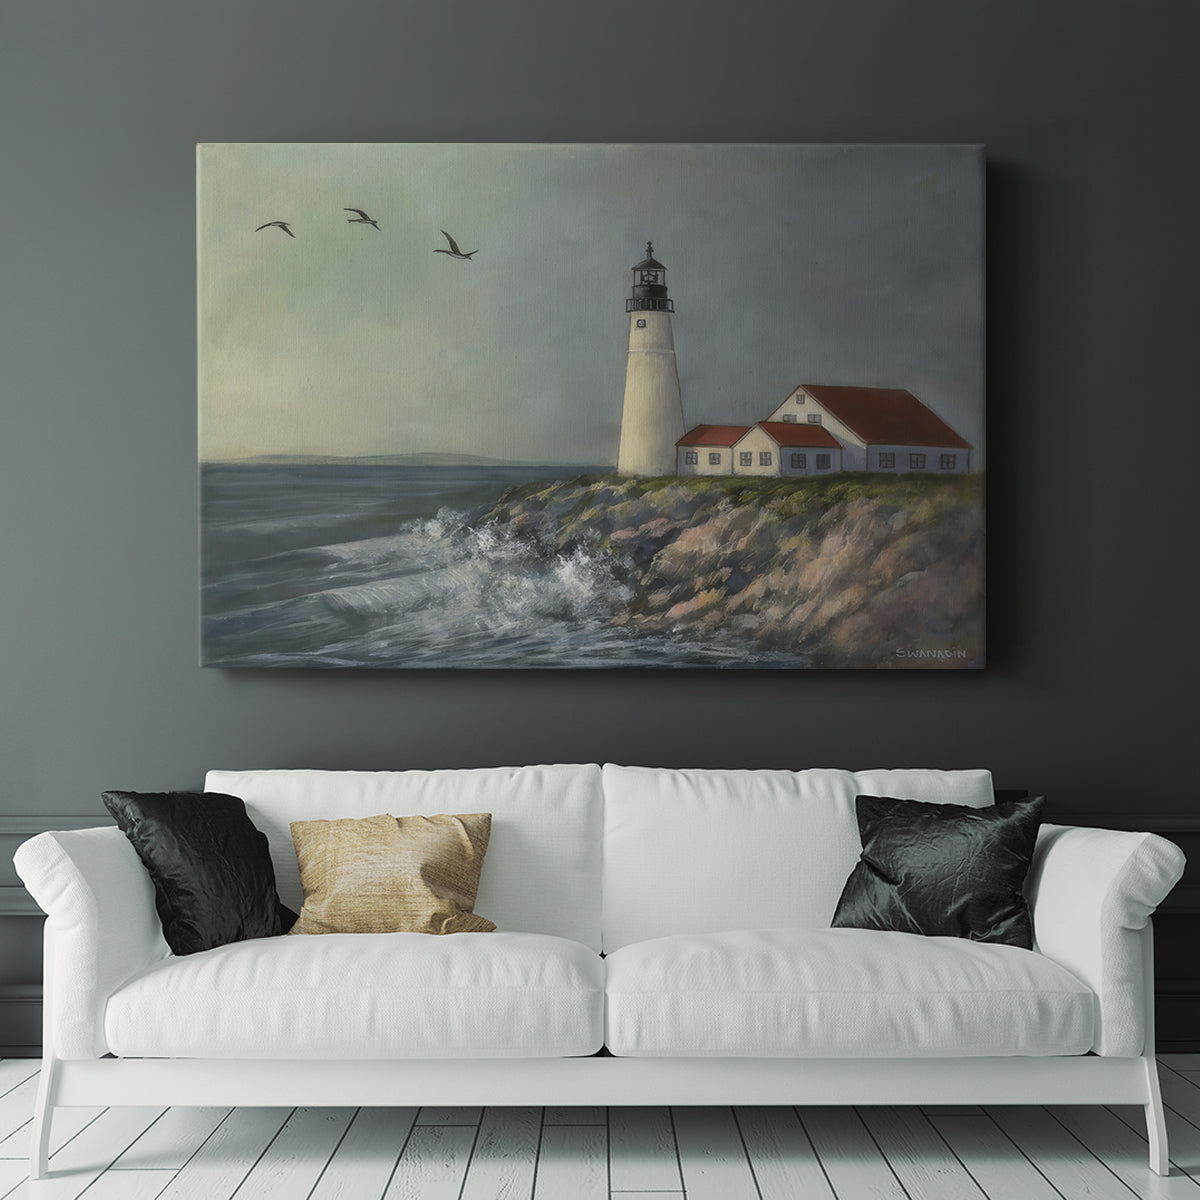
[473,472,984,668]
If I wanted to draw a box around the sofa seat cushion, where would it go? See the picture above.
[604,928,1094,1058]
[105,931,603,1059]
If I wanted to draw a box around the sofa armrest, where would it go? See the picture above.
[14,827,170,1059]
[1025,823,1185,1057]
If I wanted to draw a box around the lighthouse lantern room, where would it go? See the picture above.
[626,245,675,313]
[617,242,686,476]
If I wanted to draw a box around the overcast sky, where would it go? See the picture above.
[198,143,983,465]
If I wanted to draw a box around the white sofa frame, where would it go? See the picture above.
[29,922,1170,1179]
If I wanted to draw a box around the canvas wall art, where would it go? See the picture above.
[198,143,984,669]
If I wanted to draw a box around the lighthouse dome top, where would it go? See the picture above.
[634,241,666,271]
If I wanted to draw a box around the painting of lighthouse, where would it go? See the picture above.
[199,143,984,669]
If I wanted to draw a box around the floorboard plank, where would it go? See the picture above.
[1164,1058,1200,1072]
[1162,1109,1200,1179]
[544,1106,605,1125]
[859,1105,988,1200]
[415,1106,482,1126]
[231,1107,355,1200]
[8,1106,164,1200]
[987,1105,1141,1200]
[0,1159,26,1199]
[69,1169,176,1199]
[801,1107,908,1200]
[1161,1070,1200,1130]
[609,1106,682,1194]
[610,1193,685,1199]
[533,1124,607,1200]
[0,1066,37,1100]
[109,1106,230,1170]
[0,1080,39,1147]
[458,1107,540,1200]
[736,1106,834,1200]
[308,1107,417,1200]
[153,1107,292,1200]
[673,1106,760,1200]
[1109,1103,1200,1180]
[1049,1104,1200,1198]
[385,1125,477,1200]
[0,1108,104,1161]
[928,1112,1064,1200]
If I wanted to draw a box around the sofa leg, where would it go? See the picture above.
[1144,1055,1170,1176]
[29,1053,55,1180]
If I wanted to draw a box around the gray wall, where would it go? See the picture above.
[1,0,1196,821]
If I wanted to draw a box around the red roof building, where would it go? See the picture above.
[674,386,972,478]
[730,421,843,477]
[799,386,968,448]
[675,425,749,475]
[766,385,971,473]
[676,421,845,477]
[675,424,751,447]
[754,421,842,448]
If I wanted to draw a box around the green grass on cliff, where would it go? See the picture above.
[596,470,980,511]
[484,471,982,527]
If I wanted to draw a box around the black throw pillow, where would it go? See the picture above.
[102,790,297,955]
[831,793,1046,948]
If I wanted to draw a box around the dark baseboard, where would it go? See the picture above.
[1155,989,1200,1052]
[0,986,42,1057]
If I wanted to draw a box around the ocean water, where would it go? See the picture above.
[201,462,788,668]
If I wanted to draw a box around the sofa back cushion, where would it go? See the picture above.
[601,765,995,952]
[205,765,604,951]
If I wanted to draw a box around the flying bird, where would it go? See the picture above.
[345,208,380,229]
[433,229,477,260]
[255,221,295,238]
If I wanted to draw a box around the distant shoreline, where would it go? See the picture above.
[201,454,609,469]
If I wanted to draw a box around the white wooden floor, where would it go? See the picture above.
[3,1057,1200,1199]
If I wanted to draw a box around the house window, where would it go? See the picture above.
[708,451,722,465]
[807,413,822,424]
[910,453,926,470]
[685,451,698,465]
[781,413,797,423]
[791,453,806,469]
[636,319,646,328]
[739,451,752,467]
[878,452,895,469]
[940,454,956,470]
[795,393,805,403]
[759,451,772,466]
[816,453,831,470]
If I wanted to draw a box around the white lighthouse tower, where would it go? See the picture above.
[617,242,685,476]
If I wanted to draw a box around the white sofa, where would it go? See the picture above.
[14,764,1186,1178]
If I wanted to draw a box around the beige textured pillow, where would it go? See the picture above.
[289,812,496,935]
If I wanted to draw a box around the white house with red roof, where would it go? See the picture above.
[765,385,971,474]
[675,425,748,475]
[734,422,844,476]
[676,385,971,478]
[677,421,844,477]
